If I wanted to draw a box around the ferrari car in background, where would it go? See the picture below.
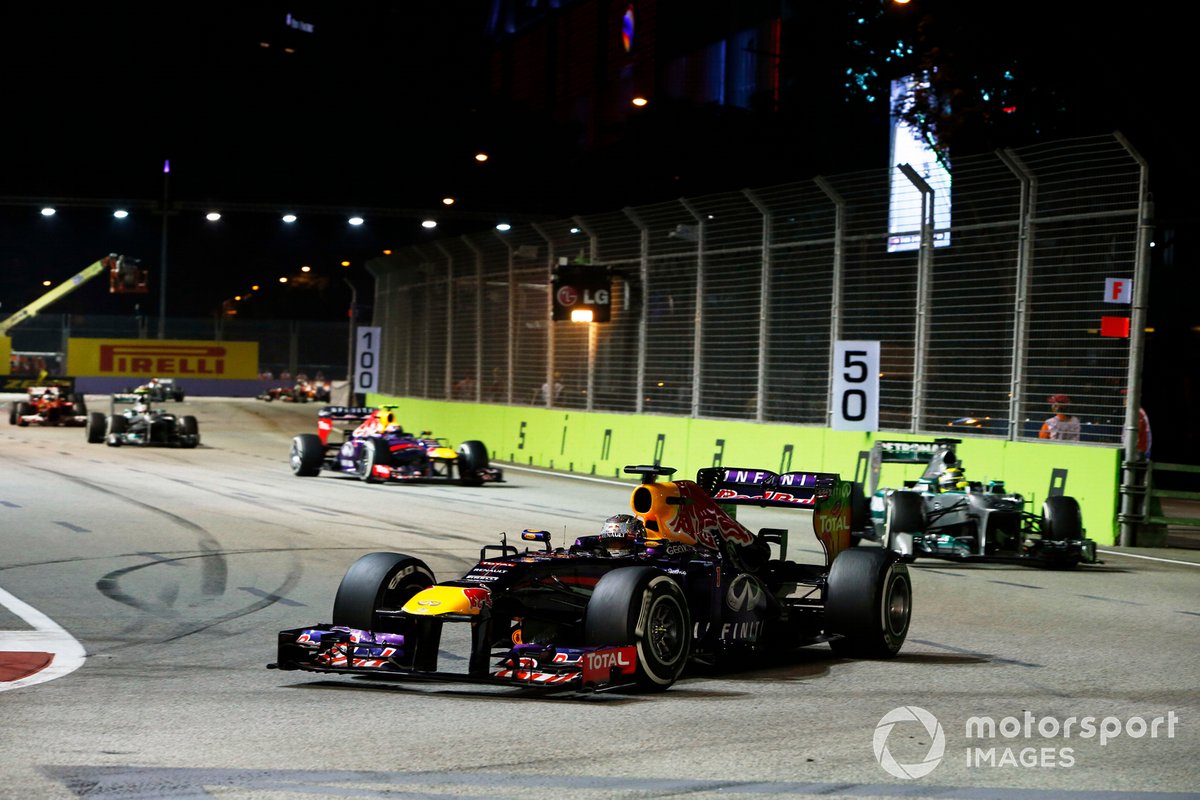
[856,438,1096,567]
[86,393,200,448]
[269,464,912,693]
[289,405,502,486]
[9,382,89,427]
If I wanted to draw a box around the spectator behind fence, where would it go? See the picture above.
[1039,394,1081,441]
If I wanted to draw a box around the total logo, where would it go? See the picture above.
[873,706,946,779]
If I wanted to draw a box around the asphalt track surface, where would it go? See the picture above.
[1,396,1197,800]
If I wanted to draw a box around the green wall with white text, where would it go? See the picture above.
[369,395,1122,545]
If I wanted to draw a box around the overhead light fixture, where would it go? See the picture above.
[282,214,297,223]
[206,212,222,221]
[40,207,56,217]
[113,210,129,219]
[422,220,437,229]
[632,96,648,107]
[474,152,489,162]
[570,309,595,323]
[495,223,512,232]
[348,216,364,226]
[442,197,455,206]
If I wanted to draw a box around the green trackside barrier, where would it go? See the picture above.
[367,395,1124,545]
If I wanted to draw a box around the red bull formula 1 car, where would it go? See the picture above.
[269,464,913,693]
[288,405,503,486]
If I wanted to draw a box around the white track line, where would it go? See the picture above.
[0,586,86,691]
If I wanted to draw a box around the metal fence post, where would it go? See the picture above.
[680,198,704,419]
[623,207,649,415]
[996,148,1035,442]
[815,176,845,428]
[897,163,935,433]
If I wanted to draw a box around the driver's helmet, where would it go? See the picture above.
[599,514,644,556]
[135,402,149,414]
[378,409,403,434]
[938,466,967,492]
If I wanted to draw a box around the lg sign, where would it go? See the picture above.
[552,265,612,322]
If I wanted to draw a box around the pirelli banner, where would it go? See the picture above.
[67,338,259,380]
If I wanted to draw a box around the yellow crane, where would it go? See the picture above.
[1,254,146,337]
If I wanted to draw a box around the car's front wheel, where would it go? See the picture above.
[456,440,489,485]
[180,415,199,448]
[86,412,107,443]
[1042,495,1083,541]
[825,548,911,659]
[585,567,691,692]
[332,552,437,670]
[356,439,386,483]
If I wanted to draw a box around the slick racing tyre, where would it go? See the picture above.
[289,433,324,476]
[180,415,200,448]
[332,552,436,670]
[1042,495,1083,541]
[585,567,691,692]
[456,440,489,486]
[15,402,32,426]
[356,439,386,483]
[86,412,107,443]
[825,548,911,659]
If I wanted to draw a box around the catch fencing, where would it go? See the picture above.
[368,133,1149,446]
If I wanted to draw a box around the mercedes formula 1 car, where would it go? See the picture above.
[289,405,503,486]
[128,377,185,402]
[269,464,913,693]
[9,381,88,427]
[855,438,1096,566]
[86,393,200,448]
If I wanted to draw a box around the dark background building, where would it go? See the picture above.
[1,0,1193,461]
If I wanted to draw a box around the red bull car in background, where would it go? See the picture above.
[288,405,503,486]
[855,438,1096,567]
[269,464,913,694]
[9,381,89,427]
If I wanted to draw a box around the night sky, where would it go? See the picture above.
[1,2,1192,332]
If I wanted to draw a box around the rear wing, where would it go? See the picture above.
[318,406,375,422]
[695,467,839,509]
[859,438,961,495]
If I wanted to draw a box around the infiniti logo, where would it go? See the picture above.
[874,706,946,779]
[724,574,764,612]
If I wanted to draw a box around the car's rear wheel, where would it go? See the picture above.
[86,412,107,443]
[290,433,325,476]
[585,567,691,692]
[457,440,489,485]
[825,548,911,659]
[332,552,437,669]
[71,394,88,417]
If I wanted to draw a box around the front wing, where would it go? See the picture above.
[269,625,638,693]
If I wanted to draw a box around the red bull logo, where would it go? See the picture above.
[99,344,227,375]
